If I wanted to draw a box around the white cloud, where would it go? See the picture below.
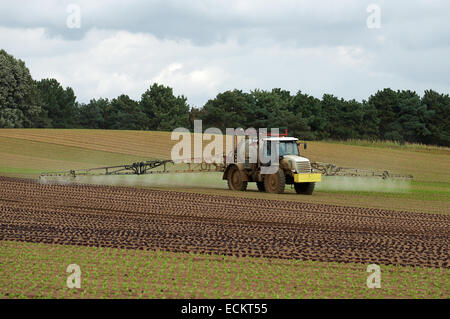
[152,63,228,98]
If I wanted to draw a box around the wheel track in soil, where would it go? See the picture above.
[0,176,448,268]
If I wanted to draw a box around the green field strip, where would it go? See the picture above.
[0,167,44,175]
[0,241,448,299]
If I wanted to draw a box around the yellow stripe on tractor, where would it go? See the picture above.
[293,173,322,183]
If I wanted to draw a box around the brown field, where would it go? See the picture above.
[1,177,448,268]
[144,182,450,215]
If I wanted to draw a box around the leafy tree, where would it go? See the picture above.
[78,98,108,129]
[292,91,325,140]
[0,108,24,128]
[0,49,42,128]
[368,89,433,143]
[200,90,252,131]
[386,90,432,143]
[140,83,190,131]
[249,89,291,129]
[367,88,399,140]
[360,100,379,140]
[321,94,364,140]
[422,90,450,146]
[252,89,311,138]
[104,95,147,130]
[271,88,292,111]
[341,99,364,139]
[35,78,78,128]
[282,111,311,139]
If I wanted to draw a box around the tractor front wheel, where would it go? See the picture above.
[227,166,248,191]
[264,169,286,194]
[294,182,315,195]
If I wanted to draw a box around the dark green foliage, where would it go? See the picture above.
[200,88,313,139]
[140,84,190,131]
[291,91,324,140]
[367,89,436,144]
[201,90,251,131]
[0,49,42,128]
[35,78,79,128]
[422,90,450,146]
[199,88,448,146]
[78,98,108,129]
[367,88,398,140]
[340,99,364,140]
[390,90,432,143]
[321,94,363,140]
[104,95,147,130]
[269,89,311,139]
[360,100,379,139]
[250,89,290,129]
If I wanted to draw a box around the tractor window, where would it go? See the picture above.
[265,141,299,157]
[279,141,299,156]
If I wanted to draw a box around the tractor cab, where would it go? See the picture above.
[261,137,312,173]
[263,137,300,157]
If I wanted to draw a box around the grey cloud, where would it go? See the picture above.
[0,0,449,106]
[1,1,449,49]
[0,1,389,45]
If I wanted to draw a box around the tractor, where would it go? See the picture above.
[40,130,412,193]
[223,132,321,194]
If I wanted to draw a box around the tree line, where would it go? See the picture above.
[1,49,449,146]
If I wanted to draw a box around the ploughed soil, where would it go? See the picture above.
[0,176,448,268]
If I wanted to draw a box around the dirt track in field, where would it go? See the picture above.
[0,177,448,268]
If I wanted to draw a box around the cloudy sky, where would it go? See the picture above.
[1,0,449,106]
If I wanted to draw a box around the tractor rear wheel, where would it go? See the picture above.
[264,169,285,194]
[227,165,248,191]
[294,182,315,195]
[256,181,265,192]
